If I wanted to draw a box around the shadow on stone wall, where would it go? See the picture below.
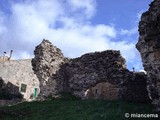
[0,77,23,100]
[122,72,151,103]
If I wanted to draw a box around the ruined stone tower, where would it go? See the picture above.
[32,39,65,99]
[136,0,160,111]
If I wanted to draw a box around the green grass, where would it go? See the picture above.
[0,99,154,120]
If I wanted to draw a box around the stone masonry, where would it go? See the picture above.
[32,39,150,102]
[136,0,160,111]
[0,39,150,103]
[0,59,39,100]
[0,77,22,100]
[60,50,130,99]
[122,72,151,103]
[32,39,65,99]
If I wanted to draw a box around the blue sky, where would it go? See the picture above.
[0,0,153,71]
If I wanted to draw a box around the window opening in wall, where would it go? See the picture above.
[20,84,27,93]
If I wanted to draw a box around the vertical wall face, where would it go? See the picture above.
[32,39,130,100]
[32,39,150,102]
[0,59,39,100]
[84,82,120,100]
[62,50,130,98]
[32,39,65,99]
[122,72,151,103]
[136,0,160,111]
[0,77,23,100]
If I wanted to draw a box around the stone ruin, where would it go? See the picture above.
[2,1,160,106]
[136,0,160,111]
[32,40,65,99]
[123,72,151,103]
[32,39,150,103]
[59,50,129,99]
[0,37,151,105]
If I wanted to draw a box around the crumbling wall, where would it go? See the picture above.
[122,72,151,103]
[84,82,120,100]
[32,40,130,99]
[136,0,160,111]
[0,59,39,100]
[32,39,65,99]
[61,50,131,98]
[32,39,150,102]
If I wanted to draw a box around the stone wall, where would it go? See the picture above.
[0,39,151,103]
[122,72,151,103]
[84,82,120,100]
[0,77,22,100]
[32,39,65,99]
[60,51,131,98]
[0,59,39,100]
[136,0,160,111]
[32,39,150,102]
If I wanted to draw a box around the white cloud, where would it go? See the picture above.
[120,27,137,36]
[12,51,33,60]
[68,0,96,19]
[0,0,142,70]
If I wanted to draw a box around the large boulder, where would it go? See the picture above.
[136,0,160,111]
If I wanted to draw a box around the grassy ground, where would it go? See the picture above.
[0,98,154,120]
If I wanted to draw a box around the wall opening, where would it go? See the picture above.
[20,84,27,93]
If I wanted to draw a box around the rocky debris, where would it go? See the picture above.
[0,77,23,100]
[122,72,151,103]
[136,0,160,111]
[32,39,65,99]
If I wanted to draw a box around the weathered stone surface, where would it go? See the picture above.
[0,59,39,100]
[60,50,131,99]
[32,39,150,102]
[32,39,65,99]
[136,0,160,111]
[122,72,151,103]
[0,77,23,100]
[84,82,120,100]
